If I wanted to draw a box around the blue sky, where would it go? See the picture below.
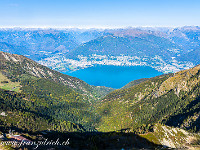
[0,0,200,28]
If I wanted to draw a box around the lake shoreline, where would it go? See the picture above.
[62,65,163,89]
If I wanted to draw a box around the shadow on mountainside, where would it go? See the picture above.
[0,126,168,150]
[34,131,167,150]
[164,95,200,132]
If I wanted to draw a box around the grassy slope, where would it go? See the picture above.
[96,65,200,133]
[0,72,21,92]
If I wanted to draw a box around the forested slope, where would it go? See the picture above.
[96,64,200,133]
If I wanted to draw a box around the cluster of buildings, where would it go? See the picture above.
[38,54,194,74]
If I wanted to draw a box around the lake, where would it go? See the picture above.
[62,65,163,89]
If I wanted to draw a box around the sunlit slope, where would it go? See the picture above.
[96,64,200,133]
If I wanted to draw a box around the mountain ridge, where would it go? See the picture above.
[0,27,199,73]
[96,64,200,134]
[0,51,113,100]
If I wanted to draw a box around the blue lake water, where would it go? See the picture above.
[62,65,162,89]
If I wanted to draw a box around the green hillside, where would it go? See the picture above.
[0,51,113,100]
[0,51,103,132]
[0,89,85,133]
[96,64,200,134]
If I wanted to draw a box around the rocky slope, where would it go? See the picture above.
[141,123,200,149]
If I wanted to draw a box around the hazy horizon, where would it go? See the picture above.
[0,25,199,30]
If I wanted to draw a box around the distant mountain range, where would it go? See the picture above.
[0,26,199,73]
